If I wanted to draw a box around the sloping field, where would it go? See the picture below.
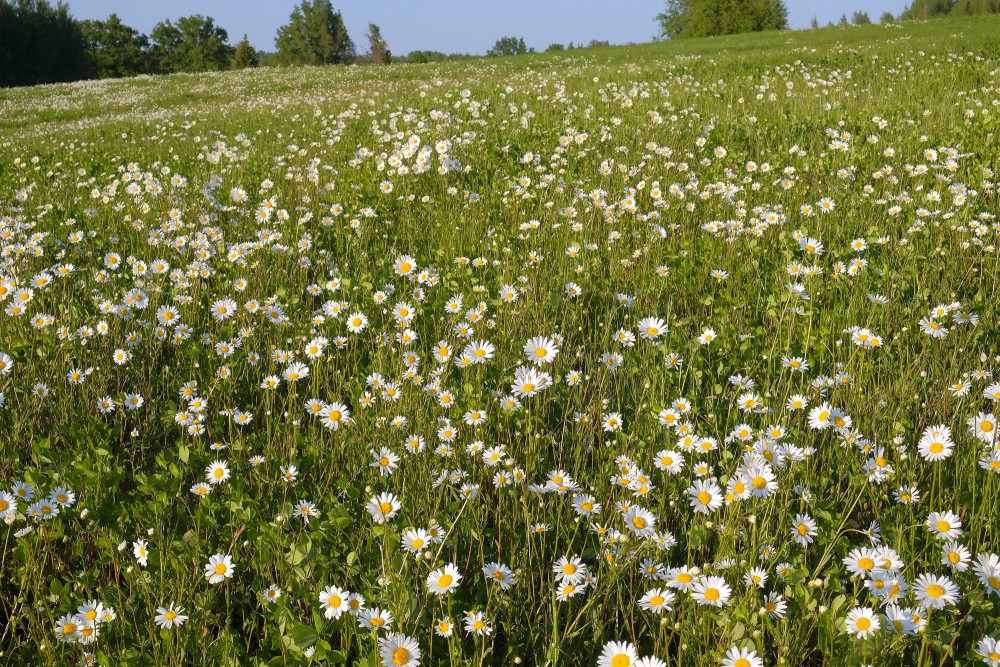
[2,16,1000,667]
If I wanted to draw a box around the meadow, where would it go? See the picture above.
[2,15,1000,667]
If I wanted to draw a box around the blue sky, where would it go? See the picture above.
[66,1,912,55]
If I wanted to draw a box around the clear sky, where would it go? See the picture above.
[65,0,913,56]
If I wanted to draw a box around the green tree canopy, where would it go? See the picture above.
[275,0,354,66]
[901,0,1000,19]
[0,0,89,87]
[487,36,532,57]
[657,0,788,38]
[231,34,259,69]
[79,13,150,79]
[151,15,234,73]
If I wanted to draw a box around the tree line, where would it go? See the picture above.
[900,0,1000,19]
[657,0,1000,39]
[1,0,425,87]
[2,0,587,87]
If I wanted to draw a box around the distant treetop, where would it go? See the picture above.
[901,0,1000,20]
[275,0,355,66]
[487,36,533,57]
[657,0,789,39]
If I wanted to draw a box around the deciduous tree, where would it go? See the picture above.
[657,0,788,38]
[487,36,531,57]
[79,13,150,79]
[151,15,234,73]
[275,0,354,66]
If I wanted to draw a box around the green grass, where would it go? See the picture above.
[2,16,1000,667]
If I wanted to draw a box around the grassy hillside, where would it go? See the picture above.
[2,16,1000,667]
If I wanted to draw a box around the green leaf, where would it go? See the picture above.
[285,623,318,652]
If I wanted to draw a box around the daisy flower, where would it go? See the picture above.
[154,603,187,629]
[427,563,462,595]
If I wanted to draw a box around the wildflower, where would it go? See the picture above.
[638,588,674,613]
[319,585,349,619]
[721,646,763,667]
[154,603,188,629]
[366,492,401,524]
[427,563,462,595]
[845,606,880,639]
[379,633,421,667]
[204,554,234,584]
[133,539,149,567]
[691,576,731,607]
[597,641,638,667]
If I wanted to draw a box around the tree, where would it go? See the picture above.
[545,43,565,52]
[487,36,531,57]
[851,10,872,23]
[79,13,150,79]
[151,15,234,73]
[880,11,896,22]
[901,0,956,19]
[901,0,1000,18]
[0,0,89,87]
[366,22,390,65]
[275,0,354,66]
[656,0,690,37]
[231,34,259,69]
[657,0,788,39]
[810,16,819,28]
